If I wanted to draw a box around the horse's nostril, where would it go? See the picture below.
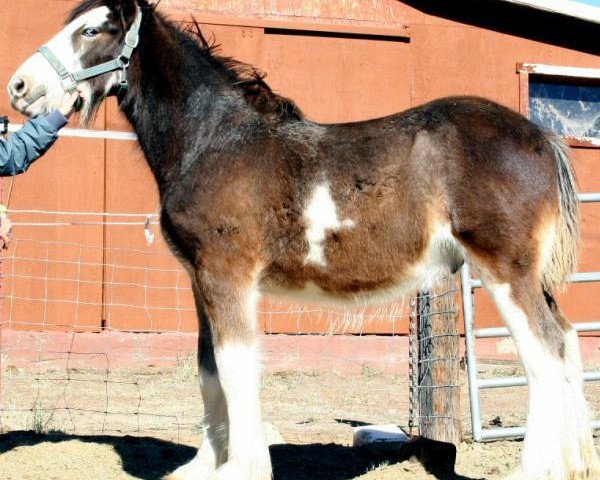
[10,77,28,97]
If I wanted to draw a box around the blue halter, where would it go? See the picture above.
[37,9,143,99]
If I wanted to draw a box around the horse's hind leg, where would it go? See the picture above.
[482,274,600,479]
[542,292,600,479]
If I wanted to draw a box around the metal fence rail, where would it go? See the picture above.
[461,192,600,442]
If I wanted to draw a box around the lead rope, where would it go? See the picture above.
[4,176,15,207]
[0,125,15,250]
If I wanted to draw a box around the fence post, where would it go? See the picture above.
[416,276,462,446]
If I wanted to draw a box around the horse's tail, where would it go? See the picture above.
[542,133,580,292]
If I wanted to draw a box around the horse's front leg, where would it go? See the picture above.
[195,265,271,480]
[165,284,229,480]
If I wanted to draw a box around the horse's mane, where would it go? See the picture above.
[67,0,148,24]
[68,0,304,122]
[182,20,304,121]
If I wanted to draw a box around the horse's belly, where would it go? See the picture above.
[261,222,462,306]
[260,272,441,307]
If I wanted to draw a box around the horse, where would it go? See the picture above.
[7,1,600,479]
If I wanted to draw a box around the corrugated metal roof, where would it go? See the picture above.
[499,0,600,23]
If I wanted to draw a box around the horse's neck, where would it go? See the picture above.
[120,15,249,194]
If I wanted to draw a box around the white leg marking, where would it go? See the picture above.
[487,283,600,479]
[167,287,266,480]
[303,182,354,267]
[213,342,271,480]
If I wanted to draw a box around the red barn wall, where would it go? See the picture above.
[0,0,598,333]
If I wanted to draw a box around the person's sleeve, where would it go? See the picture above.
[0,110,68,176]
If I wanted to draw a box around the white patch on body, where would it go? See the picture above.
[406,222,460,292]
[245,287,260,331]
[486,283,599,479]
[303,182,355,267]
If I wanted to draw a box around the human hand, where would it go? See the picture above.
[58,91,81,118]
[0,214,12,250]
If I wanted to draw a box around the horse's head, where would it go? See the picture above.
[8,0,145,125]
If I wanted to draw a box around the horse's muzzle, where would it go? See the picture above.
[9,76,29,98]
[9,84,48,117]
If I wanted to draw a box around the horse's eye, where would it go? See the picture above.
[82,27,100,38]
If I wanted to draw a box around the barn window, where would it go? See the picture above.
[517,63,600,148]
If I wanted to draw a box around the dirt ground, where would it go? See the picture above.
[0,362,598,480]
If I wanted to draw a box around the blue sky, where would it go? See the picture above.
[573,0,600,6]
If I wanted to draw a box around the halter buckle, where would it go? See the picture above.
[60,74,78,93]
[116,65,129,103]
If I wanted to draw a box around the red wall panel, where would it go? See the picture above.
[1,0,599,334]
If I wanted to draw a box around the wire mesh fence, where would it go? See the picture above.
[0,210,463,449]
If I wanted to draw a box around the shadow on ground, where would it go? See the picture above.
[0,430,482,480]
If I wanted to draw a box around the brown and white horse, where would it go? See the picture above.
[8,1,599,479]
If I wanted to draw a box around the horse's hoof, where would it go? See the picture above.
[163,464,215,480]
[206,460,272,480]
[162,473,209,480]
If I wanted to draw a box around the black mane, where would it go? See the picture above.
[182,20,304,121]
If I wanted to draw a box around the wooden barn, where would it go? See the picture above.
[0,0,598,360]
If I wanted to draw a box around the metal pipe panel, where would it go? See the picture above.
[569,272,600,283]
[478,371,600,389]
[475,321,600,339]
[479,420,600,442]
[461,248,600,442]
[470,271,600,289]
[461,264,483,442]
[479,426,526,441]
[578,193,600,203]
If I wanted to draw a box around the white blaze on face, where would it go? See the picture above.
[47,7,112,71]
[8,7,112,116]
[303,182,355,267]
